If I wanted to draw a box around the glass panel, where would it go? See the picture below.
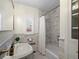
[72,29,78,39]
[72,0,78,39]
[72,1,77,5]
[72,1,78,10]
[72,15,78,27]
[72,9,78,14]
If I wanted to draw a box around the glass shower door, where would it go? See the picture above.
[72,0,78,39]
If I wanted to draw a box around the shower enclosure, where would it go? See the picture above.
[45,6,60,59]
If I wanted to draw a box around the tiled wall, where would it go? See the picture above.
[45,7,60,44]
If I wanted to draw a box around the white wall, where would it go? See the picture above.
[14,3,40,34]
[0,0,14,48]
[0,0,13,31]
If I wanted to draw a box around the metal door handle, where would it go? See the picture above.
[57,37,64,41]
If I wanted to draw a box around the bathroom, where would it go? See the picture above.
[0,0,78,59]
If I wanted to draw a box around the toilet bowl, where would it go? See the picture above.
[3,56,13,59]
[14,43,33,59]
[3,43,33,59]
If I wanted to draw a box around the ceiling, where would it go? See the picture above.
[14,0,59,13]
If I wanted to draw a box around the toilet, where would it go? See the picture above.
[3,56,13,59]
[3,43,33,59]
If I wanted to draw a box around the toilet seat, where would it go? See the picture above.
[3,43,33,59]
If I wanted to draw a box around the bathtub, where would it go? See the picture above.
[46,49,59,59]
